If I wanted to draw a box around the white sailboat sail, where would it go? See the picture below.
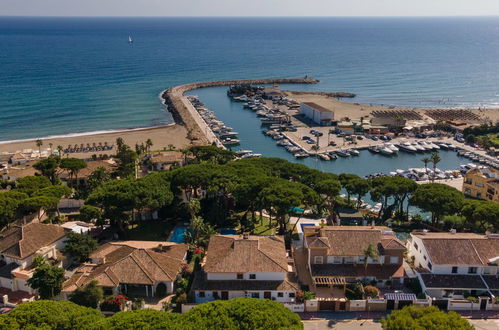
[128,35,133,43]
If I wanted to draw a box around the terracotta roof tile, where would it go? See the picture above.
[63,241,187,292]
[204,235,288,273]
[0,223,66,259]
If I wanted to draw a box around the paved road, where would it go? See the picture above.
[303,318,499,329]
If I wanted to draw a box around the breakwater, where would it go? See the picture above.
[161,77,319,144]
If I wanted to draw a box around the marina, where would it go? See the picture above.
[186,86,497,179]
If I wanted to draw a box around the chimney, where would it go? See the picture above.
[450,229,457,235]
[371,220,375,228]
[242,232,250,240]
[422,229,428,235]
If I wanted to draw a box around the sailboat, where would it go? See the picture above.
[128,35,133,44]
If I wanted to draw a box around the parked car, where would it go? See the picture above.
[302,136,311,140]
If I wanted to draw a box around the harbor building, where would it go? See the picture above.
[462,167,499,202]
[299,102,334,126]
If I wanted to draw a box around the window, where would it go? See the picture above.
[251,292,260,298]
[237,273,243,279]
[277,292,284,297]
[249,274,256,279]
[423,255,427,261]
[413,242,419,250]
[358,256,365,263]
[289,292,295,297]
[198,291,205,298]
[314,256,323,264]
[477,192,482,198]
[451,266,458,274]
[344,257,354,264]
[428,262,432,270]
[390,256,399,264]
[475,182,484,187]
[468,267,477,274]
[333,256,342,264]
[483,268,491,275]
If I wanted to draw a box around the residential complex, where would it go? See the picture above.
[303,226,406,296]
[462,167,499,202]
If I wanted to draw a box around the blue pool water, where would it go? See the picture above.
[220,229,237,235]
[169,227,187,243]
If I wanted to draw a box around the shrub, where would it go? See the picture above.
[100,295,128,313]
[381,305,472,330]
[363,285,380,299]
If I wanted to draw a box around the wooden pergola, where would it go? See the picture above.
[313,276,347,285]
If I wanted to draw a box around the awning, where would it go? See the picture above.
[384,293,417,301]
[313,277,346,285]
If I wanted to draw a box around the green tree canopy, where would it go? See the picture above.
[381,305,472,330]
[21,195,59,220]
[0,300,104,329]
[460,199,499,232]
[35,185,72,199]
[188,145,236,164]
[410,183,464,224]
[79,205,103,223]
[69,280,103,309]
[62,231,99,263]
[27,264,65,299]
[33,156,61,184]
[60,158,87,187]
[16,176,52,196]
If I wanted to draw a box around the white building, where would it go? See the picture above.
[191,234,298,303]
[299,102,334,126]
[408,230,499,301]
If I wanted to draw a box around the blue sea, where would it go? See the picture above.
[1,17,499,142]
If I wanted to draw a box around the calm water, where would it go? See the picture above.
[188,86,477,176]
[1,17,499,141]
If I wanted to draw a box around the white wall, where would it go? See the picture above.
[325,255,384,264]
[206,272,285,281]
[194,290,296,304]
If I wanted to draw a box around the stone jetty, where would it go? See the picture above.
[161,77,319,145]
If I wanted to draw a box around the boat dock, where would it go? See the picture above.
[161,77,319,146]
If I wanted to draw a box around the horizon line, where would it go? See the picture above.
[1,15,499,18]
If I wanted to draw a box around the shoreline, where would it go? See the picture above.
[1,76,497,157]
[0,124,175,146]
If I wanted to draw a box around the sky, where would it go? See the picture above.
[2,0,499,17]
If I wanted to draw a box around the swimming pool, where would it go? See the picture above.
[220,229,237,235]
[300,223,316,233]
[169,227,187,243]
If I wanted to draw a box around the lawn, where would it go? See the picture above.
[486,133,499,147]
[252,215,276,235]
[127,221,175,241]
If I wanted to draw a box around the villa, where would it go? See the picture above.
[0,223,67,298]
[408,230,499,304]
[191,234,299,303]
[303,226,406,297]
[62,241,188,298]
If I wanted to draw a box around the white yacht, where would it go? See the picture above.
[399,142,417,153]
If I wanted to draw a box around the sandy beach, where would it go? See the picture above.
[0,125,191,157]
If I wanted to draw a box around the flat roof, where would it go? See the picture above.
[302,102,334,113]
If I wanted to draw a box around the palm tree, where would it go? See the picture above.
[421,156,431,181]
[146,139,153,154]
[35,139,43,154]
[363,243,379,271]
[57,145,63,157]
[48,143,53,155]
[430,152,441,183]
